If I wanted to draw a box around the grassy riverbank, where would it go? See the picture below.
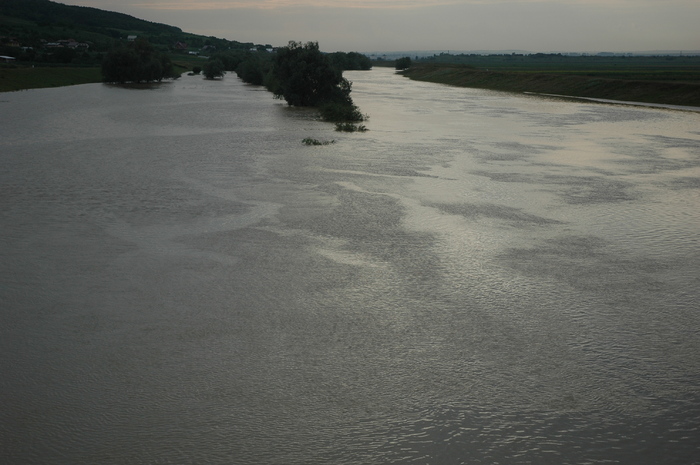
[0,66,102,92]
[0,61,195,93]
[401,64,700,107]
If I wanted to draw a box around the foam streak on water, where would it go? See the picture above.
[1,69,699,464]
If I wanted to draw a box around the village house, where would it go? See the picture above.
[1,37,20,47]
[56,39,89,49]
[45,39,89,49]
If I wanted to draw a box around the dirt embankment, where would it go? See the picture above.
[401,65,700,108]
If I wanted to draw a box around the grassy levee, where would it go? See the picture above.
[401,64,700,107]
[0,66,103,92]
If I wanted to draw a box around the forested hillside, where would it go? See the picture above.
[1,0,181,35]
[0,0,257,63]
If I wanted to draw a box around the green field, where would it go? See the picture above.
[417,54,700,82]
[0,65,102,92]
[400,58,700,107]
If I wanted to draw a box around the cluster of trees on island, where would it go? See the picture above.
[233,41,369,130]
[236,41,367,127]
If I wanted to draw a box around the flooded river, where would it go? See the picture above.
[1,67,699,464]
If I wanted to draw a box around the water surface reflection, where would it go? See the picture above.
[1,69,699,464]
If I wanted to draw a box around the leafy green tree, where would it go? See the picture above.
[318,101,366,123]
[235,52,271,86]
[50,46,77,64]
[348,51,372,70]
[395,56,412,70]
[328,51,372,70]
[271,41,351,107]
[202,59,225,79]
[101,38,175,83]
[234,41,366,126]
[211,50,248,71]
[101,47,138,83]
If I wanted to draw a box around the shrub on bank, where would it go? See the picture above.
[395,56,412,70]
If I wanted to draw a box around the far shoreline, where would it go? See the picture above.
[4,63,700,111]
[524,92,700,112]
[400,64,700,109]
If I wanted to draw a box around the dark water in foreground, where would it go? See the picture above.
[1,68,699,464]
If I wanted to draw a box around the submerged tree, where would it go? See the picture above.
[102,38,175,83]
[235,41,367,126]
[270,41,352,107]
[236,52,272,86]
[202,59,225,79]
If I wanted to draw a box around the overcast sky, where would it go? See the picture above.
[59,0,699,53]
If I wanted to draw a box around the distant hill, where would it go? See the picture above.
[0,0,258,58]
[0,0,182,35]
